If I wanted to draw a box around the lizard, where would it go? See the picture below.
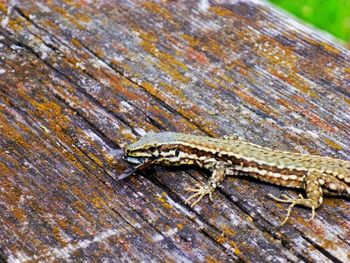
[122,132,350,225]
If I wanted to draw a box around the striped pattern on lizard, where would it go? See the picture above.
[122,132,350,225]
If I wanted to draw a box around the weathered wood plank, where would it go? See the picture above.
[0,0,349,262]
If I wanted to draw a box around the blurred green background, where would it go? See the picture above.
[268,0,350,42]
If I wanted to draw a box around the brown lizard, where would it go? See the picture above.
[122,132,350,225]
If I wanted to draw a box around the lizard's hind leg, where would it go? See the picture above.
[268,172,323,225]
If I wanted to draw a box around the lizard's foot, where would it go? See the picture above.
[185,183,214,207]
[268,193,317,225]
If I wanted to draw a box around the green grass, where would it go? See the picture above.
[268,0,350,42]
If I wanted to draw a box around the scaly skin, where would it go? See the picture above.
[124,132,350,225]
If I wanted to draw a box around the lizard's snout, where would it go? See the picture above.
[123,156,148,165]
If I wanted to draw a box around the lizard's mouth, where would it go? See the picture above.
[123,156,149,165]
[119,156,154,180]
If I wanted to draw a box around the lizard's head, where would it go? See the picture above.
[124,132,180,164]
[120,132,180,180]
[123,133,161,165]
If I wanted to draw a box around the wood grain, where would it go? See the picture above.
[0,0,349,262]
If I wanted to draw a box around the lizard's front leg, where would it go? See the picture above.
[268,172,323,225]
[185,161,227,207]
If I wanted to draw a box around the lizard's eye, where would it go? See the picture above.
[148,147,157,154]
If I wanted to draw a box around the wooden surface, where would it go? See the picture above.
[0,0,349,262]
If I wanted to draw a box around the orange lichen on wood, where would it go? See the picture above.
[0,3,8,12]
[156,193,173,210]
[142,2,173,21]
[139,32,190,83]
[233,87,278,116]
[0,0,349,262]
[52,225,68,246]
[323,138,343,151]
[91,196,107,209]
[185,46,209,65]
[53,5,87,30]
[0,114,31,149]
[209,6,236,17]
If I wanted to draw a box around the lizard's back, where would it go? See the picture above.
[128,132,350,197]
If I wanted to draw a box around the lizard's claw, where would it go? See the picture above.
[268,193,317,225]
[185,184,214,207]
[268,193,294,203]
[268,193,298,225]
